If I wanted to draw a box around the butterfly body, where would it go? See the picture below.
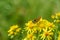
[32,17,41,23]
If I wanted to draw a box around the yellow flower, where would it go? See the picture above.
[47,22,55,30]
[10,25,18,30]
[24,34,36,40]
[25,21,37,33]
[8,31,14,36]
[55,20,60,23]
[56,13,60,17]
[51,15,55,19]
[37,19,55,32]
[8,29,13,33]
[25,21,35,29]
[37,23,45,32]
[37,19,47,31]
[31,28,37,33]
[51,12,60,20]
[39,23,45,28]
[40,28,53,40]
[16,28,21,32]
[8,25,21,38]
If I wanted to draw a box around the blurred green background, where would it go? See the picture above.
[0,0,60,40]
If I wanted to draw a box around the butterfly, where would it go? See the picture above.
[32,17,41,23]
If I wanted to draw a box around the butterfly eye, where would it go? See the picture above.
[32,19,37,23]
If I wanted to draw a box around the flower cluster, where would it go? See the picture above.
[51,12,60,23]
[8,25,21,38]
[24,17,55,40]
[8,12,60,40]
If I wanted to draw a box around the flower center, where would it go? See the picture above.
[45,32,49,36]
